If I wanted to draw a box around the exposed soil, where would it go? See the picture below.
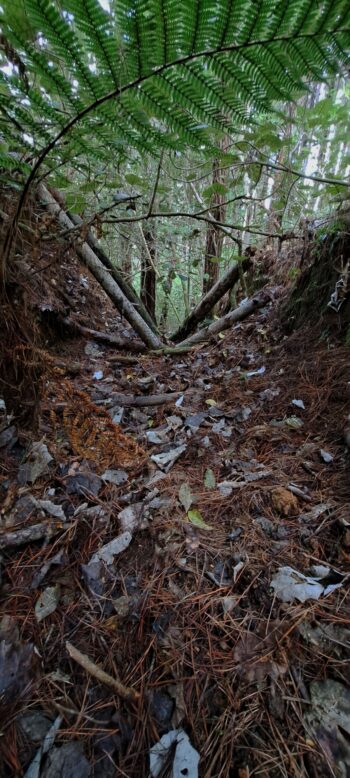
[0,204,349,778]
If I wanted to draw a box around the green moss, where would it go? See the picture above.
[345,325,350,346]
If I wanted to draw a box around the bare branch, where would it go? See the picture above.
[147,150,164,216]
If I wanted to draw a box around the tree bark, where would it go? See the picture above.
[170,257,250,343]
[178,293,270,348]
[140,226,156,320]
[203,141,228,296]
[64,211,158,333]
[38,184,163,350]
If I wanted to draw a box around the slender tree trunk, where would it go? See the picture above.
[140,226,156,321]
[64,210,158,333]
[120,230,132,280]
[202,157,227,296]
[159,267,175,330]
[38,184,163,350]
[171,257,250,343]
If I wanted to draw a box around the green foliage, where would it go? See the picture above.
[0,0,350,185]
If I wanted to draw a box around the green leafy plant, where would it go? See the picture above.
[1,0,350,183]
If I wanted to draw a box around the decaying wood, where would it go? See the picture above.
[178,293,269,347]
[0,521,72,549]
[66,641,139,702]
[106,391,183,407]
[287,483,312,502]
[54,391,183,411]
[38,184,163,350]
[171,257,250,343]
[62,318,146,352]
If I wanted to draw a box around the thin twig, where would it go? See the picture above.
[66,641,139,702]
[147,151,164,216]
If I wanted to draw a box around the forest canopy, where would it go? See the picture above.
[1,0,350,340]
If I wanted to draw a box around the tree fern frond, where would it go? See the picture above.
[64,0,120,87]
[0,0,350,184]
[25,0,102,99]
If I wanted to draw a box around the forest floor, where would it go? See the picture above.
[0,242,350,778]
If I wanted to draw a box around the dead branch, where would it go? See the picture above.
[171,258,250,343]
[178,293,270,347]
[62,318,146,352]
[66,641,139,702]
[0,521,73,550]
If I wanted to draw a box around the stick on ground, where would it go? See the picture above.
[66,641,139,702]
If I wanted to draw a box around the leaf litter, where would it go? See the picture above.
[1,268,350,778]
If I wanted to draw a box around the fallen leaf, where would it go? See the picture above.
[89,532,132,565]
[305,680,350,776]
[39,742,91,778]
[320,449,334,464]
[35,586,61,623]
[187,509,212,531]
[205,399,217,406]
[204,468,216,489]
[292,399,305,410]
[0,617,36,698]
[271,565,349,603]
[30,498,65,521]
[150,729,199,778]
[246,366,266,377]
[18,442,53,485]
[23,715,63,778]
[101,469,128,485]
[118,504,143,532]
[285,415,303,429]
[271,487,299,517]
[179,482,193,511]
[151,445,187,472]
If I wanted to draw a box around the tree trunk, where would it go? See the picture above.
[38,184,163,350]
[202,155,227,296]
[171,257,250,343]
[65,211,158,334]
[140,226,156,321]
[178,293,270,348]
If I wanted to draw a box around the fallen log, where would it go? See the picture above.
[67,211,158,334]
[38,184,163,351]
[54,391,183,411]
[62,318,146,352]
[178,293,270,347]
[108,391,182,407]
[171,257,250,343]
